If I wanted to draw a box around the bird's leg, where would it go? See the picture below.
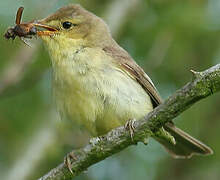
[64,151,77,174]
[125,119,136,141]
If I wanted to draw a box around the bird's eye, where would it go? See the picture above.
[62,21,72,29]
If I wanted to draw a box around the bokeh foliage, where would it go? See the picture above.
[0,0,220,180]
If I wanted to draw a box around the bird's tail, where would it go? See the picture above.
[154,122,213,158]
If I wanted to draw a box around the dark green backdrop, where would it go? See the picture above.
[0,0,220,180]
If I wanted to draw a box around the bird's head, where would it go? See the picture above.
[33,4,113,50]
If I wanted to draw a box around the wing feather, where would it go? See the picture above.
[103,46,162,107]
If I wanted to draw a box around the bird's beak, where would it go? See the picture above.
[32,20,58,36]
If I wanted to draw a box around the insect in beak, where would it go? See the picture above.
[4,7,37,41]
[4,6,59,44]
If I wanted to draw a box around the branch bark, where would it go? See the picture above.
[38,64,220,180]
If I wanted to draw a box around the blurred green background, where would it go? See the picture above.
[1,0,220,180]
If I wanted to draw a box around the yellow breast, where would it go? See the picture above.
[49,45,153,136]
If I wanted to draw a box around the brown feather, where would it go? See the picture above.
[103,46,162,108]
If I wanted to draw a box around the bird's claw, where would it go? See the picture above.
[125,119,136,141]
[64,152,77,174]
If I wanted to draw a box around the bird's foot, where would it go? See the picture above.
[64,151,77,174]
[125,119,136,141]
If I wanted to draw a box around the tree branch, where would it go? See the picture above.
[38,64,220,180]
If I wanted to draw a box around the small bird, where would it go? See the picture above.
[33,4,213,159]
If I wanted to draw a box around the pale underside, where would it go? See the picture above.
[50,44,153,136]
